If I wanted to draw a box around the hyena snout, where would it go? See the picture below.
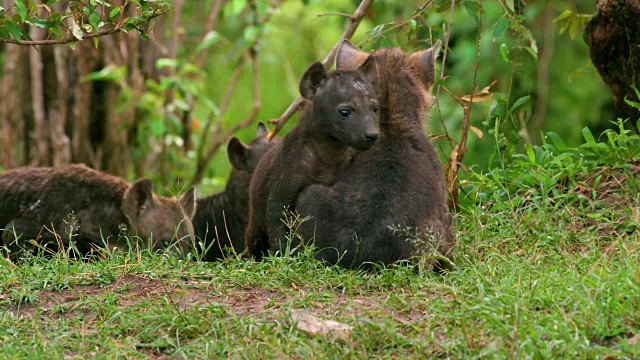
[362,129,379,142]
[350,123,380,150]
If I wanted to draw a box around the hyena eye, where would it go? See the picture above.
[162,240,171,248]
[372,104,380,113]
[338,107,351,118]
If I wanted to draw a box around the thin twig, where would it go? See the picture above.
[168,0,184,61]
[197,0,225,67]
[268,0,374,139]
[532,5,554,133]
[190,0,277,187]
[194,53,248,173]
[316,12,352,18]
[433,0,456,150]
[447,0,483,211]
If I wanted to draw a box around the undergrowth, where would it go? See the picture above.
[0,121,638,359]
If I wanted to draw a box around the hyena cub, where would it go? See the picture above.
[0,164,196,259]
[245,60,380,258]
[192,123,281,260]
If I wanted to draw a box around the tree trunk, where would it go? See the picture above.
[28,13,51,166]
[0,0,175,177]
[0,45,20,169]
[584,0,640,120]
[51,45,72,167]
[71,40,101,167]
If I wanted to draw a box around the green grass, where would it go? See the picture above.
[1,125,639,358]
[2,199,638,358]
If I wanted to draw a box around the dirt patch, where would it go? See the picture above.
[571,161,640,204]
[1,275,437,333]
[1,274,284,320]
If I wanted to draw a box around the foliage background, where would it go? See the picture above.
[0,0,620,196]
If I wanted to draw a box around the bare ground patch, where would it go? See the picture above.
[1,274,438,329]
[1,274,286,320]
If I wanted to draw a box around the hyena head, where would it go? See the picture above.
[227,122,280,173]
[122,178,196,255]
[299,61,380,151]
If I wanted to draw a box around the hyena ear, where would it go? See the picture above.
[357,55,377,73]
[408,39,441,91]
[336,40,370,70]
[227,137,250,171]
[299,61,329,99]
[179,187,196,219]
[123,178,155,220]
[256,122,268,137]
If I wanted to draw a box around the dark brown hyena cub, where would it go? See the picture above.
[245,60,380,258]
[0,164,196,259]
[294,40,457,273]
[192,123,281,260]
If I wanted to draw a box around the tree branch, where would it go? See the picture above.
[0,9,169,45]
[197,0,225,67]
[194,52,248,172]
[267,0,374,139]
[190,0,277,187]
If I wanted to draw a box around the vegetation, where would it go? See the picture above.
[0,120,638,358]
[1,0,639,358]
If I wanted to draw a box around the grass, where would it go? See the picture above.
[1,125,639,358]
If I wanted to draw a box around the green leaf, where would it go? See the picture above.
[109,7,121,20]
[581,127,596,145]
[5,21,22,40]
[82,65,126,82]
[624,97,640,110]
[14,0,27,21]
[523,46,538,62]
[569,17,578,40]
[149,119,166,138]
[95,0,112,7]
[379,37,393,48]
[525,144,536,163]
[499,43,511,63]
[156,58,178,69]
[493,17,509,39]
[632,84,640,99]
[509,95,530,113]
[28,17,57,29]
[408,20,416,30]
[371,24,385,38]
[546,132,567,151]
[89,11,100,31]
[505,0,514,12]
[625,84,640,110]
[228,0,247,16]
[553,10,572,23]
[196,31,220,54]
[463,1,480,24]
[243,25,259,43]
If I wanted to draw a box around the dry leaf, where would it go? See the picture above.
[628,333,640,346]
[470,126,484,138]
[460,80,497,103]
[290,310,352,342]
